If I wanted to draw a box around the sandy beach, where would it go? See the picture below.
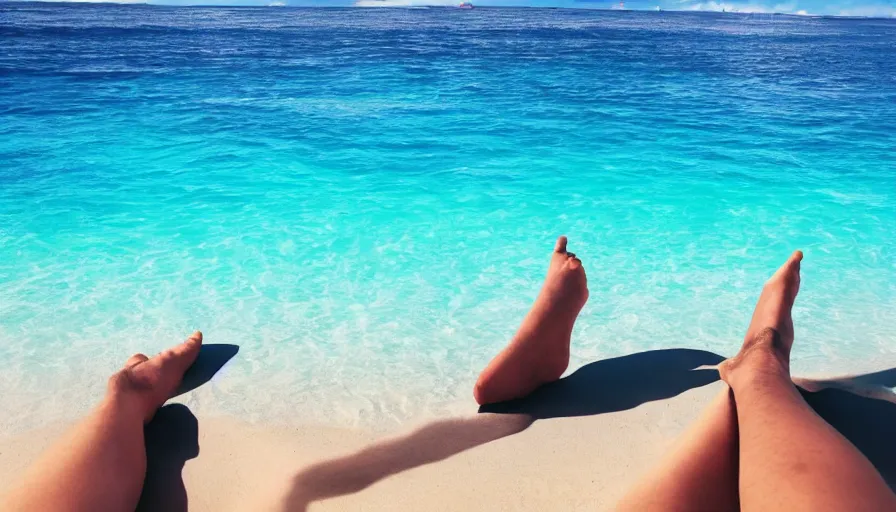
[0,385,716,511]
[3,3,895,511]
[3,351,894,512]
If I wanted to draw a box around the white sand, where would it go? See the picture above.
[4,368,894,511]
[0,383,719,511]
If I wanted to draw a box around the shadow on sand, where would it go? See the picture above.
[285,414,535,512]
[287,348,896,509]
[478,348,724,418]
[136,343,239,512]
[285,348,724,511]
[174,343,240,398]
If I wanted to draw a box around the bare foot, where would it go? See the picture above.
[107,331,203,422]
[719,251,802,386]
[473,236,589,405]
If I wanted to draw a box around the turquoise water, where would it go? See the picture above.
[2,5,895,430]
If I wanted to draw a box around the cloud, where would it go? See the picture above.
[674,0,896,16]
[682,1,777,12]
[677,0,820,13]
[50,0,145,2]
[355,0,459,6]
[838,4,896,16]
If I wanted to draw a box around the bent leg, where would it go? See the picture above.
[616,386,739,512]
[474,236,588,405]
[2,332,202,512]
[720,252,896,511]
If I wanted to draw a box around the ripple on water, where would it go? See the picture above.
[0,5,895,432]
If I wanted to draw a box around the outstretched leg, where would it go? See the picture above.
[474,236,588,405]
[615,386,740,512]
[2,332,202,512]
[720,252,896,511]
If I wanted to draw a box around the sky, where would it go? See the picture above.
[349,0,896,16]
[19,0,896,18]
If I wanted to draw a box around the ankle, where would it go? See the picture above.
[98,389,148,425]
[720,334,791,388]
[538,347,570,382]
[741,327,791,367]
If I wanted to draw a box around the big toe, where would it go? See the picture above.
[144,331,203,387]
[782,250,802,274]
[554,235,568,254]
[161,331,203,376]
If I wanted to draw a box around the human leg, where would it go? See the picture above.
[474,236,588,405]
[720,252,896,511]
[2,332,202,512]
[615,385,740,512]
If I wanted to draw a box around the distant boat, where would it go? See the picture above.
[458,2,474,8]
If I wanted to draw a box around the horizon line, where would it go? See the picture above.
[5,0,896,19]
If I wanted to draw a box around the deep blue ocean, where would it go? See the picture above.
[1,4,894,430]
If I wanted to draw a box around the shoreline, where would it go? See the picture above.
[0,345,884,437]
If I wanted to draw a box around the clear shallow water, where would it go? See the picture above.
[1,5,895,432]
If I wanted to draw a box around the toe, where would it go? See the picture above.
[784,250,803,273]
[154,331,203,377]
[554,236,568,254]
[125,353,149,369]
